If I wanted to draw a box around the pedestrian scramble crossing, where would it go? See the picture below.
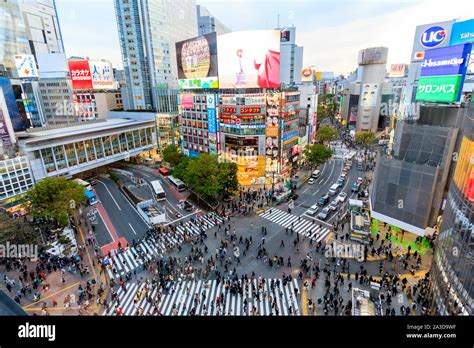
[103,277,301,316]
[258,208,331,243]
[104,212,224,279]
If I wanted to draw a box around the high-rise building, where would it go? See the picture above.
[279,27,303,87]
[430,103,474,316]
[114,0,197,110]
[196,5,231,36]
[0,0,31,78]
[18,0,65,59]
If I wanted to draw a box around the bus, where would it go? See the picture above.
[151,180,166,201]
[74,178,92,190]
[158,167,170,176]
[85,189,98,206]
[168,175,186,192]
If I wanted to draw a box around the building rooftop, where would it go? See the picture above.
[16,118,154,144]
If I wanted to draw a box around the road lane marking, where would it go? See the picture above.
[128,223,137,235]
[97,209,116,242]
[95,179,121,211]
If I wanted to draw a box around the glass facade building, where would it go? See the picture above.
[431,106,474,316]
[0,155,34,200]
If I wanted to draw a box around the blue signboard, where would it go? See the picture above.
[420,43,472,77]
[450,19,474,46]
[206,94,217,135]
[282,130,298,142]
[420,25,448,49]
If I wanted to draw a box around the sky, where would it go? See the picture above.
[55,0,474,75]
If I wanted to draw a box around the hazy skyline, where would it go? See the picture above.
[56,0,474,75]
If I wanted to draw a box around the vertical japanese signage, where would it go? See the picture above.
[207,94,217,154]
[68,60,93,90]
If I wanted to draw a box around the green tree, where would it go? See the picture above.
[317,104,328,119]
[0,210,41,245]
[172,155,190,180]
[316,126,338,143]
[162,145,185,167]
[355,131,377,148]
[303,143,333,168]
[26,177,85,227]
[184,154,221,202]
[217,161,238,197]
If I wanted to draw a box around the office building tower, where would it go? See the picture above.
[197,5,231,36]
[114,0,197,110]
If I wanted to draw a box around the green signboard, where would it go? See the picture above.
[416,75,463,103]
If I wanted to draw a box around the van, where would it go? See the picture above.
[311,170,321,179]
[328,183,339,195]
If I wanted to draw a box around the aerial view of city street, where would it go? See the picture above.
[0,0,474,346]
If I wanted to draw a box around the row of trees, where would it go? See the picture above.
[162,145,238,204]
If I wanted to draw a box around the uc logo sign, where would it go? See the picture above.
[420,26,447,48]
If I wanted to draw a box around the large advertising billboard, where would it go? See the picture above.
[388,64,407,78]
[301,67,313,82]
[68,60,93,90]
[89,61,114,90]
[68,60,115,90]
[416,75,463,103]
[420,43,472,77]
[14,55,38,78]
[450,19,474,46]
[217,30,280,88]
[411,21,454,61]
[452,137,474,203]
[176,32,219,89]
[206,94,217,135]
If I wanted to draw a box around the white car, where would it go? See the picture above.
[357,177,363,184]
[307,204,319,216]
[329,200,339,211]
[308,178,315,185]
[337,192,347,203]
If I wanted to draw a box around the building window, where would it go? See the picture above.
[64,143,78,167]
[94,138,104,159]
[40,148,56,173]
[53,146,67,170]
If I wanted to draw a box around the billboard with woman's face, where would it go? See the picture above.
[217,30,280,89]
[176,32,219,89]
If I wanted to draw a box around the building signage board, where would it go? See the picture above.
[450,19,474,46]
[388,64,407,78]
[416,75,463,103]
[411,21,454,62]
[420,43,472,77]
[68,60,93,90]
[14,55,38,78]
[206,94,217,135]
[89,61,114,90]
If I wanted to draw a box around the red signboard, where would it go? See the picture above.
[240,106,262,114]
[68,60,93,90]
[221,106,237,113]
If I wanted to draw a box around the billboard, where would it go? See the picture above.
[176,32,219,89]
[314,71,323,81]
[0,90,13,147]
[420,43,472,77]
[388,64,407,78]
[450,19,474,46]
[14,55,38,78]
[180,94,194,109]
[452,137,474,202]
[411,21,454,61]
[68,60,93,90]
[89,61,114,90]
[358,47,388,65]
[280,30,291,42]
[301,67,313,82]
[217,30,280,88]
[416,75,463,103]
[206,94,217,135]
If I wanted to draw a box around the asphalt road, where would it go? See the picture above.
[279,156,363,225]
[94,175,150,243]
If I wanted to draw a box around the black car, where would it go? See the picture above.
[318,194,330,206]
